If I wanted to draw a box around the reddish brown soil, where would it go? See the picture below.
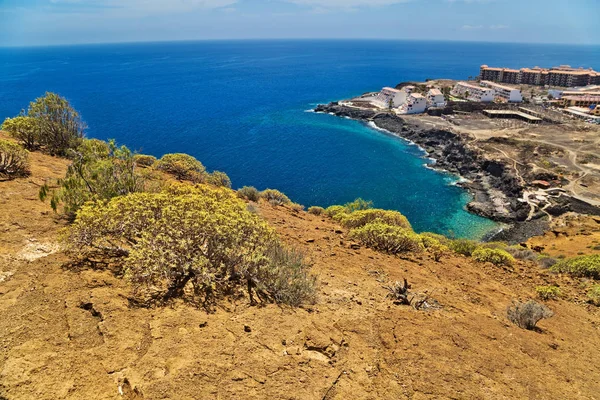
[1,150,600,399]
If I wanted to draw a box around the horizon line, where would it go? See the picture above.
[2,37,600,50]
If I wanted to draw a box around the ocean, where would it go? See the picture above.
[1,40,599,238]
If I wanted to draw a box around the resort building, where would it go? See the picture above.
[398,93,427,114]
[560,95,600,108]
[481,81,523,103]
[479,65,600,87]
[426,89,446,107]
[372,87,405,109]
[451,82,495,103]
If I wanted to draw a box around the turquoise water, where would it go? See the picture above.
[1,40,599,238]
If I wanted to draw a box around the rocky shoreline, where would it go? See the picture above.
[314,102,564,243]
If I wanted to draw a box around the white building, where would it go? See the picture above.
[427,89,446,107]
[373,87,405,109]
[451,82,495,103]
[399,93,427,114]
[481,81,523,103]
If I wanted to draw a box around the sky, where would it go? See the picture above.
[0,0,599,47]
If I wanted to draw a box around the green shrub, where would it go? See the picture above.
[449,239,480,257]
[237,186,260,201]
[550,254,600,279]
[40,139,145,217]
[290,203,304,212]
[206,171,232,188]
[337,209,412,230]
[324,205,346,218]
[507,300,553,330]
[0,140,30,180]
[349,222,423,254]
[587,285,600,306]
[472,247,515,267]
[260,189,291,206]
[420,235,450,262]
[27,92,86,156]
[420,232,451,246]
[535,285,561,300]
[308,206,325,216]
[64,185,316,307]
[342,198,373,212]
[155,153,206,182]
[1,114,41,150]
[133,154,157,167]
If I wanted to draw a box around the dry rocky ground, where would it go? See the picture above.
[2,151,600,399]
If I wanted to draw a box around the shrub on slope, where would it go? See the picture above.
[550,254,600,279]
[0,140,30,180]
[155,153,207,182]
[472,248,515,267]
[349,222,423,254]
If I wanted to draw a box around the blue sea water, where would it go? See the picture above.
[1,40,599,238]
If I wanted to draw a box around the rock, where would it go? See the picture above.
[244,325,251,333]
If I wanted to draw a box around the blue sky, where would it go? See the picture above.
[0,0,598,46]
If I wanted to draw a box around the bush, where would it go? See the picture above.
[420,235,450,262]
[349,222,423,254]
[308,206,325,216]
[587,285,600,306]
[538,257,559,269]
[472,247,515,267]
[260,189,291,206]
[155,153,206,182]
[449,239,480,257]
[133,154,157,167]
[507,300,553,330]
[504,246,538,261]
[535,285,561,300]
[550,254,600,279]
[40,139,145,217]
[0,140,30,180]
[325,205,346,218]
[27,92,86,156]
[343,198,373,212]
[237,186,259,201]
[64,185,316,307]
[206,171,232,188]
[290,203,304,212]
[1,114,41,150]
[337,209,412,230]
[420,232,451,246]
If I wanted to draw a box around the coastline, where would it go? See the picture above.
[314,102,552,243]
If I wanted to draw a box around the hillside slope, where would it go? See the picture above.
[1,152,600,400]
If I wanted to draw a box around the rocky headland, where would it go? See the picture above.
[315,102,600,242]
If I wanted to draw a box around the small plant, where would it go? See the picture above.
[550,254,600,279]
[587,285,600,306]
[535,285,561,300]
[349,222,423,255]
[538,257,559,269]
[237,186,259,201]
[289,203,304,212]
[472,247,515,267]
[133,154,157,167]
[206,171,232,188]
[384,278,412,305]
[155,153,206,182]
[260,189,291,206]
[1,114,41,150]
[324,205,346,218]
[307,206,325,216]
[507,300,553,330]
[0,140,30,180]
[504,246,538,261]
[449,239,480,257]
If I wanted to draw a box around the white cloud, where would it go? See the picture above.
[461,24,484,30]
[286,0,411,10]
[490,24,509,29]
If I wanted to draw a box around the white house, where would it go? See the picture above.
[399,93,427,114]
[427,88,446,107]
[451,82,495,103]
[481,81,523,103]
[373,87,405,109]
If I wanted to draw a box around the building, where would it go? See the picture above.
[399,93,427,114]
[372,87,410,109]
[481,81,523,103]
[426,89,446,107]
[451,82,495,102]
[560,95,600,108]
[479,64,600,87]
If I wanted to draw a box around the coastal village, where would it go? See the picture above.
[322,63,600,238]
